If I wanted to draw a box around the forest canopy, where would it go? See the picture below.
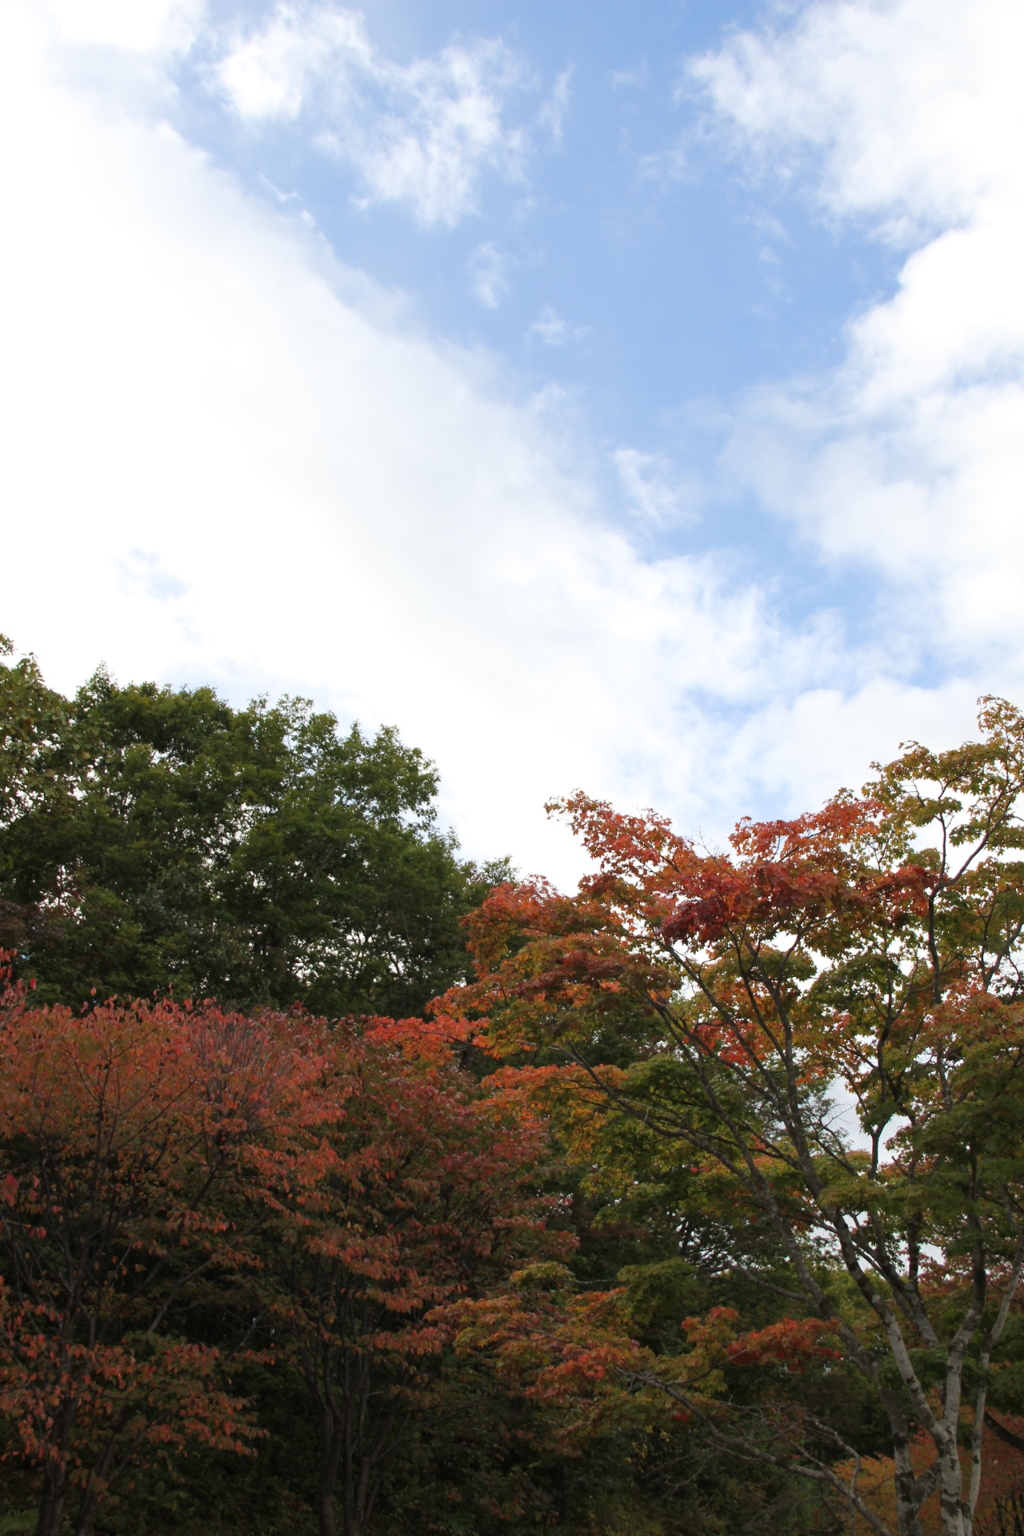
[0,637,506,1016]
[3,643,1024,1536]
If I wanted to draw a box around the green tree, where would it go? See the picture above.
[0,637,503,1014]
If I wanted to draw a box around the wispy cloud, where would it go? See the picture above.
[119,548,188,603]
[690,0,1024,673]
[526,305,588,346]
[214,3,535,227]
[614,448,694,525]
[611,62,647,91]
[468,241,511,307]
[536,66,572,145]
[688,0,1021,240]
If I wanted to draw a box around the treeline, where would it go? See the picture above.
[0,635,505,1018]
[3,641,1024,1536]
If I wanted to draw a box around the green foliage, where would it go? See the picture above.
[0,644,505,1014]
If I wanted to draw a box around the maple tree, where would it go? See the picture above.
[0,973,313,1536]
[254,1013,566,1536]
[437,698,1024,1536]
[439,1262,737,1447]
[437,1256,858,1528]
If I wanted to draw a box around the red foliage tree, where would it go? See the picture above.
[0,973,312,1536]
[0,960,566,1536]
[437,699,1024,1536]
[255,1013,568,1536]
[437,1264,735,1452]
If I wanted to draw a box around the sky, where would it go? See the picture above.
[2,0,1022,882]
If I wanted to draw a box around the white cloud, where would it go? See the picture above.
[536,66,572,145]
[1,0,908,887]
[215,3,533,227]
[689,0,1022,239]
[611,62,647,92]
[468,241,510,308]
[43,0,203,52]
[526,304,588,346]
[690,0,1024,674]
[2,0,1008,896]
[614,448,694,526]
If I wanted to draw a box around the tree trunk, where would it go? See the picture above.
[36,1463,67,1536]
[318,1406,378,1536]
[893,1431,926,1536]
[318,1407,343,1536]
[938,1447,968,1536]
[72,1484,103,1536]
[318,1483,338,1536]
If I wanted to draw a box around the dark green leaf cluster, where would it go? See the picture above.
[0,644,504,1015]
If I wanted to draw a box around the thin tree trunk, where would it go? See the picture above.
[71,1464,115,1536]
[319,1481,338,1536]
[71,1423,124,1536]
[72,1486,101,1536]
[36,1395,77,1536]
[318,1407,344,1536]
[36,1462,67,1536]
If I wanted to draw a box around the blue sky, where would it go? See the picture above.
[2,0,1022,879]
[183,1,897,576]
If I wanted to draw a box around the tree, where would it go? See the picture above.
[434,1257,849,1535]
[0,976,314,1536]
[0,637,506,1015]
[437,698,1024,1536]
[257,1014,567,1536]
[0,978,566,1536]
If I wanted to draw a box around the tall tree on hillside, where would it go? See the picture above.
[0,636,504,1014]
[438,698,1024,1536]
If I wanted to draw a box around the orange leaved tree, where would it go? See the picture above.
[438,1262,737,1450]
[257,1014,567,1536]
[438,698,1024,1536]
[0,977,312,1536]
